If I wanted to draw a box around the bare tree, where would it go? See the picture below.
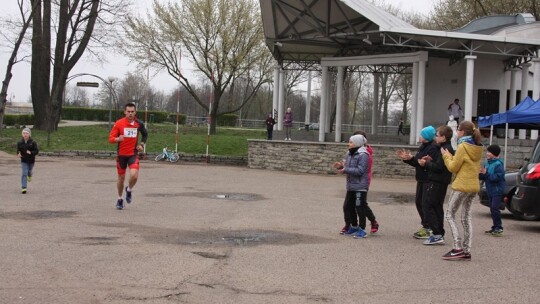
[0,0,38,135]
[122,0,273,134]
[30,0,130,132]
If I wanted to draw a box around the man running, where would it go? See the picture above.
[109,102,148,210]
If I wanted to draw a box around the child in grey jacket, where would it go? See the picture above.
[335,134,370,238]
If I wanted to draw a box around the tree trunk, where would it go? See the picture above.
[31,0,52,130]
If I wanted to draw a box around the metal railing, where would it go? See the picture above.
[183,116,409,134]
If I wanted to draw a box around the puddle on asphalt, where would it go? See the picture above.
[192,251,228,259]
[146,192,264,201]
[78,236,120,246]
[370,192,415,205]
[93,223,327,248]
[145,229,323,247]
[0,210,77,220]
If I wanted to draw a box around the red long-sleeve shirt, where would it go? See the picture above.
[108,117,148,156]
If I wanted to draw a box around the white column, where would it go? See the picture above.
[272,66,280,130]
[325,70,332,133]
[319,66,328,142]
[508,68,519,139]
[531,58,540,140]
[416,60,427,141]
[372,73,379,135]
[335,66,344,142]
[519,63,530,139]
[410,62,419,144]
[305,71,312,127]
[464,55,476,122]
[277,69,286,131]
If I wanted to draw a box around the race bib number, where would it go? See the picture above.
[123,128,138,138]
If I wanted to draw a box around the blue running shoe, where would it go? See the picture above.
[423,235,445,245]
[344,226,358,235]
[116,198,124,210]
[353,229,367,239]
[125,187,132,204]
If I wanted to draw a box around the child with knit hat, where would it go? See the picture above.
[479,144,505,236]
[334,134,371,238]
[16,128,39,194]
[396,125,439,239]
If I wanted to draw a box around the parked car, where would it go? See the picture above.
[478,171,518,212]
[299,123,319,131]
[512,138,540,220]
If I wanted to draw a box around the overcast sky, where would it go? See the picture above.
[0,0,435,103]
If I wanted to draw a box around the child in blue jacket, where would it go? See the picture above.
[479,144,505,236]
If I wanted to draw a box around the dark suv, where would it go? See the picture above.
[512,138,540,221]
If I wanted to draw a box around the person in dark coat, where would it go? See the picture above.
[396,125,439,239]
[418,125,455,245]
[17,128,39,194]
[265,113,276,140]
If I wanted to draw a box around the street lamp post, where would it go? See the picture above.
[107,76,115,129]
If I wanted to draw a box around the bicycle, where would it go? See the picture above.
[155,146,179,163]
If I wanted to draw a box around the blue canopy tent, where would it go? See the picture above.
[478,96,536,128]
[477,96,540,168]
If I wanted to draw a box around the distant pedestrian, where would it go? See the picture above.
[109,102,148,210]
[265,113,276,140]
[397,120,406,135]
[334,134,370,239]
[446,115,458,150]
[479,144,505,237]
[441,120,483,261]
[17,128,39,194]
[447,99,463,124]
[284,107,293,140]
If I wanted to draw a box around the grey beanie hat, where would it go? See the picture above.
[349,134,366,147]
[22,128,31,136]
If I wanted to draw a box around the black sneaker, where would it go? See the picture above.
[484,229,494,234]
[125,187,132,204]
[463,253,472,260]
[116,198,124,210]
[491,229,503,237]
[442,248,465,260]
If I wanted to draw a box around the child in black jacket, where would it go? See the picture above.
[418,126,455,245]
[17,128,39,194]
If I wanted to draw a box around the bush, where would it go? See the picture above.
[3,114,34,126]
[3,107,178,126]
[217,114,238,127]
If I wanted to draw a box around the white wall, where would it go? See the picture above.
[423,56,530,127]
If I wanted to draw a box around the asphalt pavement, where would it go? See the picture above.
[0,151,538,304]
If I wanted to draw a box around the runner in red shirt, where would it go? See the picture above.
[109,102,148,210]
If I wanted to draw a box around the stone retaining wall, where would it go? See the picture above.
[248,138,536,178]
[39,151,247,166]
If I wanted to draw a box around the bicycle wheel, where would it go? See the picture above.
[155,154,165,161]
[169,153,180,163]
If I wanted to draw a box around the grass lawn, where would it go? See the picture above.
[0,123,266,156]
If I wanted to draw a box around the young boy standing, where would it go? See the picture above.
[418,126,454,245]
[479,144,505,236]
[396,125,439,239]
